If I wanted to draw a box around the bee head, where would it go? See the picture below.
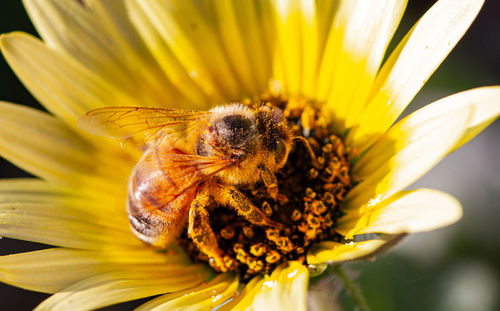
[196,103,292,185]
[255,105,293,170]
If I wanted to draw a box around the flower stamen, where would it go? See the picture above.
[180,96,353,278]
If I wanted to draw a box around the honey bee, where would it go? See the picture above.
[78,103,293,271]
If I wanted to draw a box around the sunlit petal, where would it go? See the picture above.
[307,240,386,265]
[350,0,484,150]
[125,0,213,109]
[0,179,134,250]
[0,202,140,249]
[218,276,264,311]
[320,0,406,130]
[337,189,462,237]
[136,273,238,310]
[253,262,309,311]
[353,86,500,182]
[269,0,319,96]
[0,178,126,223]
[0,102,128,191]
[0,248,186,293]
[131,0,242,101]
[344,93,471,222]
[34,265,210,311]
[24,0,189,110]
[0,32,129,126]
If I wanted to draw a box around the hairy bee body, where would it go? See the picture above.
[80,103,293,266]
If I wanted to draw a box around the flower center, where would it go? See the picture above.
[180,95,352,278]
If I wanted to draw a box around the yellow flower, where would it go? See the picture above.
[0,0,499,310]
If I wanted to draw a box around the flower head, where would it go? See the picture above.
[0,0,499,309]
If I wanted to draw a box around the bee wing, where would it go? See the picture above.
[138,151,235,211]
[78,106,211,147]
[161,152,235,195]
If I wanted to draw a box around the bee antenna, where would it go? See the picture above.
[293,136,318,163]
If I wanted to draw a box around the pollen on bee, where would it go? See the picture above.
[179,96,352,279]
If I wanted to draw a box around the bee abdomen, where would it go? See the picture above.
[127,190,170,247]
[126,149,196,247]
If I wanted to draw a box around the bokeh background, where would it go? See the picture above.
[0,1,498,310]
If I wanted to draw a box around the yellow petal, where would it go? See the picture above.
[0,179,134,250]
[136,273,238,311]
[24,0,190,110]
[307,240,387,265]
[23,0,128,86]
[351,0,484,150]
[218,276,264,311]
[299,0,320,98]
[337,189,462,237]
[0,102,126,192]
[0,178,74,203]
[213,1,259,96]
[34,265,210,311]
[85,0,197,110]
[442,86,500,151]
[352,86,500,186]
[0,178,128,229]
[269,0,304,95]
[0,247,186,293]
[0,201,141,249]
[320,0,406,129]
[253,262,309,311]
[268,0,323,97]
[344,94,471,217]
[125,0,213,109]
[132,0,242,101]
[228,0,274,94]
[0,32,129,126]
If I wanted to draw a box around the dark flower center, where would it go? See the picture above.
[180,95,352,278]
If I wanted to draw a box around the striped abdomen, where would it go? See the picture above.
[127,145,197,247]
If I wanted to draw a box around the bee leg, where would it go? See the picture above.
[213,185,283,230]
[188,187,228,272]
[259,165,279,199]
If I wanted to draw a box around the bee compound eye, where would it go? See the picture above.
[273,139,287,166]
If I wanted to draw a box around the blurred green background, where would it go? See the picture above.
[0,1,499,310]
